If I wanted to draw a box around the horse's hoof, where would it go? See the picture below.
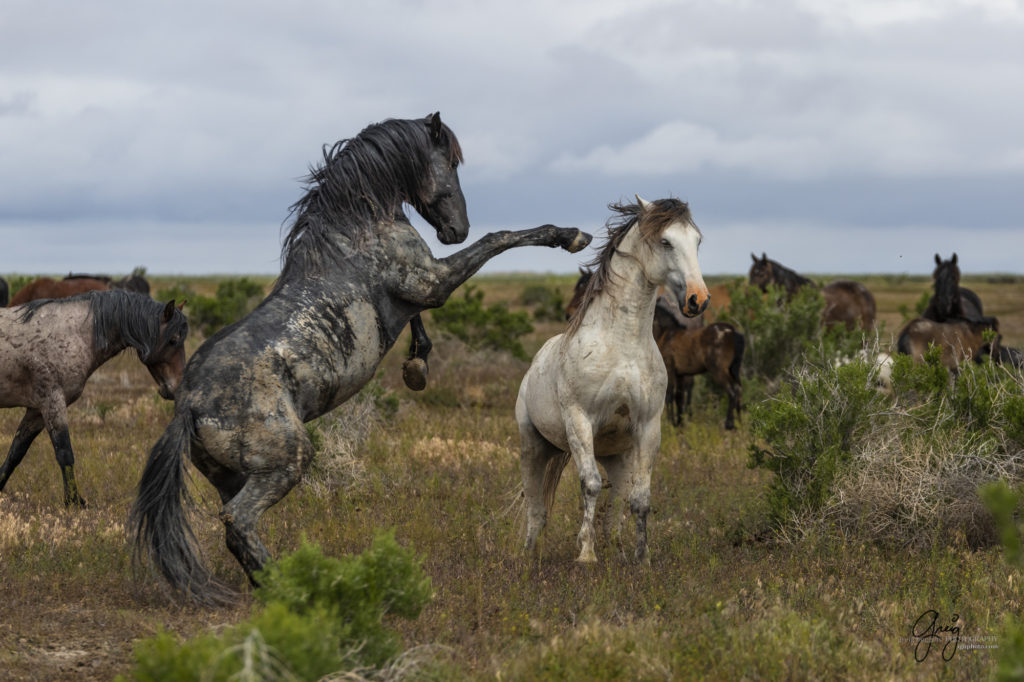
[565,230,592,253]
[402,357,428,391]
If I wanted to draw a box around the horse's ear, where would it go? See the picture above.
[751,253,757,263]
[177,299,187,311]
[935,253,942,265]
[635,194,652,211]
[428,112,443,142]
[761,252,767,262]
[162,300,176,323]
[951,253,958,265]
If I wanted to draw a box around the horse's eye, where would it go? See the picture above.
[660,239,673,249]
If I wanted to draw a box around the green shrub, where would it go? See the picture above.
[751,343,1024,546]
[981,481,1024,681]
[122,531,432,681]
[431,284,533,360]
[157,278,265,337]
[520,284,565,322]
[749,360,883,525]
[721,281,865,384]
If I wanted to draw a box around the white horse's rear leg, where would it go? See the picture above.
[518,419,559,555]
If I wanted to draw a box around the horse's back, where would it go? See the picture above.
[823,280,875,330]
[960,287,984,318]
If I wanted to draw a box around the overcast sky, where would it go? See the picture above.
[2,0,1023,277]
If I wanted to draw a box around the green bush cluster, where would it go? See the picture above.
[431,284,533,360]
[123,531,432,681]
[520,284,565,322]
[981,481,1024,681]
[750,346,1024,536]
[721,280,865,385]
[749,360,884,523]
[157,278,266,337]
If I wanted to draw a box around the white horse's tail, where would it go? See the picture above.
[542,452,573,515]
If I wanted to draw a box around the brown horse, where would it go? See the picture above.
[897,316,1000,370]
[749,253,875,330]
[8,276,110,306]
[653,296,744,429]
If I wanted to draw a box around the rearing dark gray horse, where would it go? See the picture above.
[131,113,591,603]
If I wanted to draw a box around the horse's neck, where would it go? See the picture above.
[584,253,659,341]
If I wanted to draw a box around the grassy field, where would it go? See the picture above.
[0,272,1022,680]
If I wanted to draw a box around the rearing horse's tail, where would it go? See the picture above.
[130,413,231,605]
[542,452,573,516]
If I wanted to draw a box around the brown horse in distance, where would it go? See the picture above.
[897,316,1000,370]
[748,253,876,330]
[8,276,110,306]
[653,296,744,430]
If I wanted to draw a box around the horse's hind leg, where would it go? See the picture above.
[402,314,432,392]
[219,429,311,584]
[518,419,558,556]
[0,409,44,494]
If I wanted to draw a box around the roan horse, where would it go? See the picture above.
[0,291,187,506]
[131,113,591,603]
[652,296,744,430]
[748,253,876,330]
[897,316,1000,370]
[516,197,709,564]
[922,253,984,322]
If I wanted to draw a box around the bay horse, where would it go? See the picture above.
[8,276,110,306]
[516,197,709,564]
[922,253,984,322]
[653,297,744,430]
[897,316,1000,370]
[0,291,187,506]
[131,113,591,603]
[748,253,876,330]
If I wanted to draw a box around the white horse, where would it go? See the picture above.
[515,197,709,563]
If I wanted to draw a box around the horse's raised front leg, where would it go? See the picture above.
[401,225,592,308]
[0,409,45,495]
[401,314,432,391]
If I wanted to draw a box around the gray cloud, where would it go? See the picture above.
[0,0,1022,275]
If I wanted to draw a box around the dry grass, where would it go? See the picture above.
[0,272,1021,680]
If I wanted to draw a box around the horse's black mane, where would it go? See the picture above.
[19,290,186,360]
[566,198,693,337]
[765,258,814,293]
[279,117,463,282]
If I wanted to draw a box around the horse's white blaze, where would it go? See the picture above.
[516,199,705,564]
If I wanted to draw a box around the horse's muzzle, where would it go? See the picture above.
[684,292,710,317]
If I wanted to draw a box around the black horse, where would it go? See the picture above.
[0,277,8,307]
[131,113,591,603]
[922,253,984,322]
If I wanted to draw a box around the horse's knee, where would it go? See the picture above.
[580,471,602,500]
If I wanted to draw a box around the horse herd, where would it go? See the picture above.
[0,113,1018,606]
